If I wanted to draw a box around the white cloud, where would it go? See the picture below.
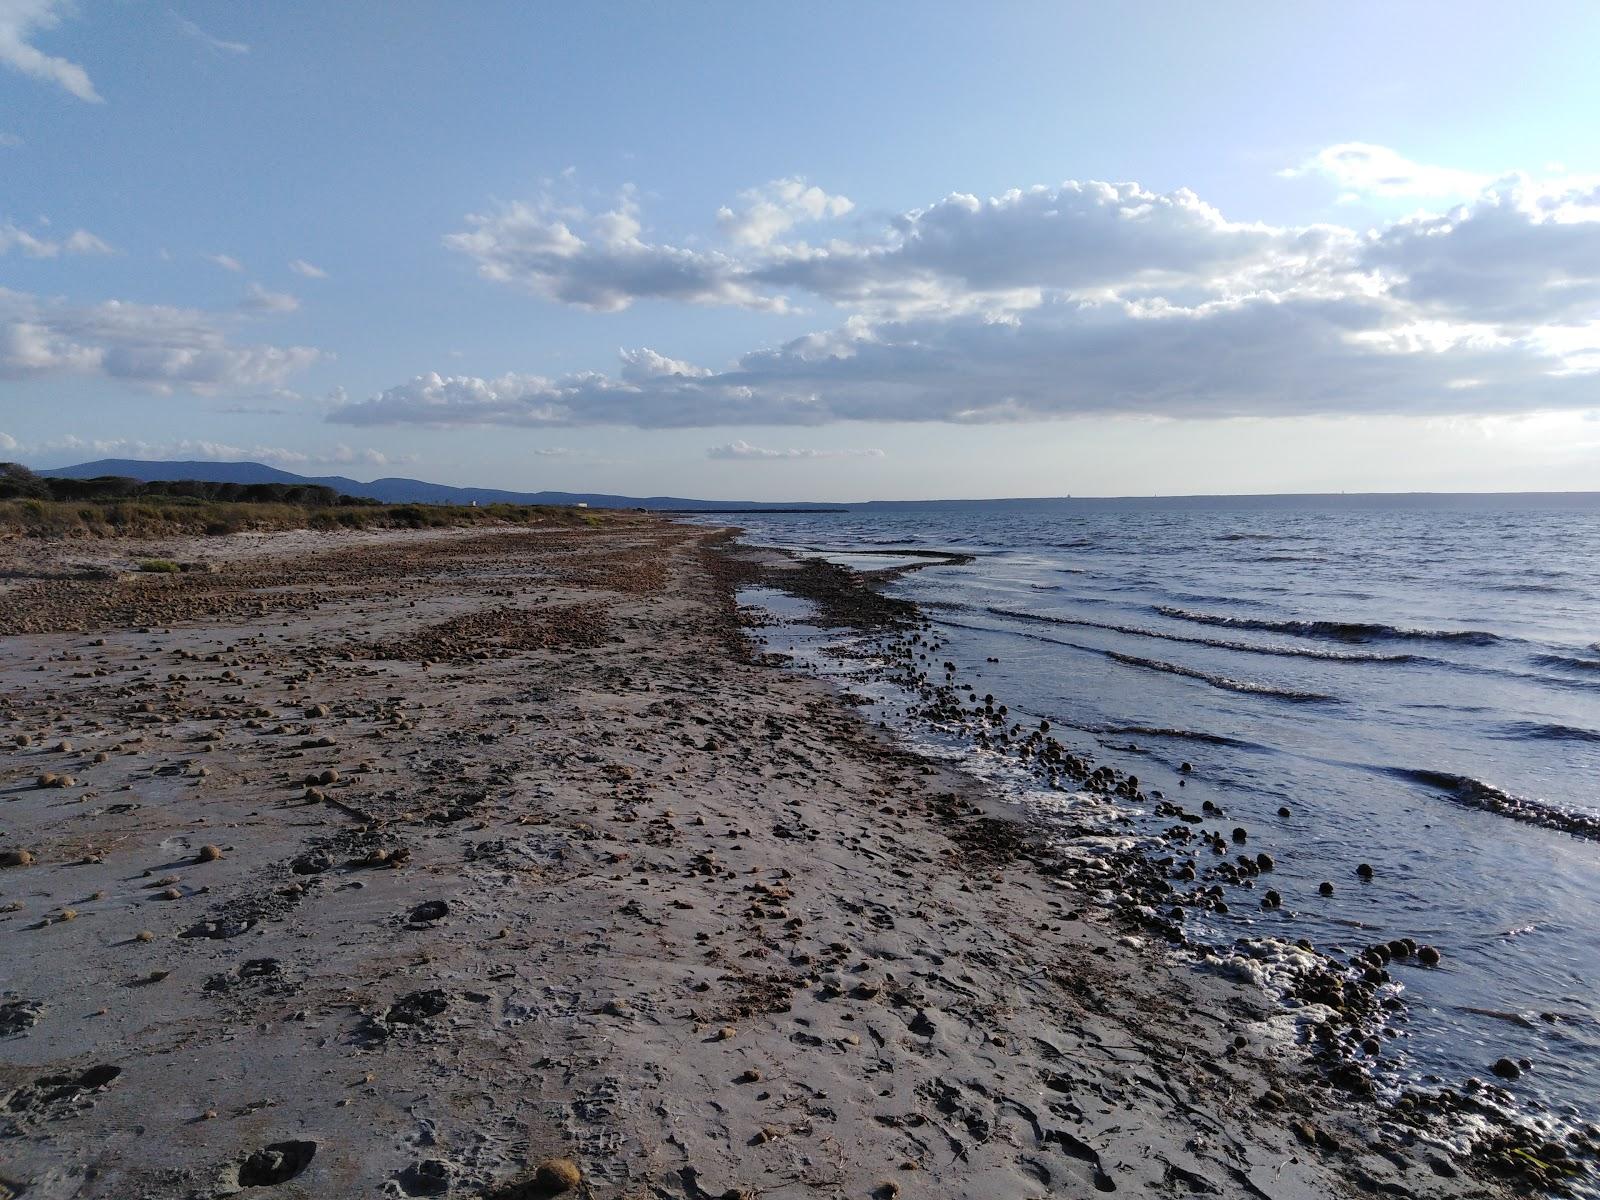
[444,193,785,313]
[288,258,328,279]
[1363,181,1600,324]
[206,252,244,273]
[0,131,22,147]
[173,13,248,55]
[716,177,853,248]
[22,435,312,467]
[1284,143,1494,200]
[618,346,712,381]
[0,221,55,257]
[336,287,1593,431]
[240,283,300,314]
[448,178,1353,319]
[62,228,112,254]
[0,0,99,102]
[14,434,413,470]
[378,162,1600,431]
[0,221,113,257]
[708,439,884,461]
[320,444,416,467]
[0,286,324,391]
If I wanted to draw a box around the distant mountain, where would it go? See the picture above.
[34,459,843,511]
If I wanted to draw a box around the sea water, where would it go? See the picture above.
[713,495,1600,1137]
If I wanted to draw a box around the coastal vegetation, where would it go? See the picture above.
[0,463,608,537]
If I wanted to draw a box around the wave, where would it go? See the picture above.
[1534,652,1600,672]
[1500,721,1600,743]
[933,615,1339,702]
[984,605,1416,663]
[1154,605,1500,646]
[1393,769,1600,840]
[1104,650,1340,703]
[1094,725,1257,747]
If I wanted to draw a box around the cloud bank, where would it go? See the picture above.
[2,433,414,470]
[0,287,323,391]
[337,157,1600,431]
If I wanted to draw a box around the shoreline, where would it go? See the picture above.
[0,517,1535,1198]
[725,527,1594,1194]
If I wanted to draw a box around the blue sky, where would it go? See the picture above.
[3,1,1600,499]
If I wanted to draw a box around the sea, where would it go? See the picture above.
[705,495,1600,1150]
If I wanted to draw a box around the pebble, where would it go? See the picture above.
[1492,1057,1522,1080]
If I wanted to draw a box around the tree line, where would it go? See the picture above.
[0,463,373,507]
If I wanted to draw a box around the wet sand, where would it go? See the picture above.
[0,518,1516,1198]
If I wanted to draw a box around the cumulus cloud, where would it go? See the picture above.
[288,258,328,279]
[0,287,324,391]
[754,182,1342,315]
[445,193,784,313]
[1363,181,1600,324]
[716,178,852,248]
[206,252,244,273]
[708,439,884,460]
[239,283,300,314]
[0,430,19,450]
[173,13,249,55]
[446,179,1331,317]
[375,158,1600,430]
[1,221,113,257]
[0,0,100,102]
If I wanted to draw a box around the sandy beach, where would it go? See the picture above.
[0,516,1522,1199]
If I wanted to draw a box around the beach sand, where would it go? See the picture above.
[0,517,1513,1198]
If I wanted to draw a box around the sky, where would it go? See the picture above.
[3,1,1600,501]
